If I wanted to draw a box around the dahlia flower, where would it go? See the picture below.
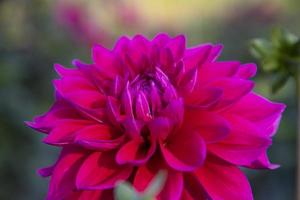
[28,33,285,200]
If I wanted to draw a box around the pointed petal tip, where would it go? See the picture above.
[277,103,286,112]
[54,63,68,77]
[71,59,81,66]
[53,63,63,71]
[113,35,130,50]
[75,152,133,190]
[24,120,34,128]
[209,44,224,62]
[268,163,280,170]
[91,43,103,50]
[214,43,224,49]
[37,166,55,177]
[25,120,48,133]
[174,34,186,42]
[132,34,150,41]
[154,32,171,39]
[42,134,67,146]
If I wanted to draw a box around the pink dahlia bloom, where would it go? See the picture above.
[28,34,285,200]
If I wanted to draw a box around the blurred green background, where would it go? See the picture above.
[0,0,298,199]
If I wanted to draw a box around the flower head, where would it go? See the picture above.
[28,34,285,200]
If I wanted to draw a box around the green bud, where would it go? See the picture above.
[250,28,300,94]
[250,39,271,59]
[114,171,167,200]
[115,181,139,200]
[142,171,167,199]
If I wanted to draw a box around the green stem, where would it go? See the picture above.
[296,68,300,200]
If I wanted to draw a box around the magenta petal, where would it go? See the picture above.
[160,98,184,125]
[76,152,133,190]
[79,190,113,200]
[179,68,198,93]
[121,82,134,117]
[125,36,151,72]
[149,82,162,111]
[152,33,171,48]
[25,120,48,133]
[208,115,272,165]
[207,44,223,62]
[133,163,183,200]
[165,34,186,61]
[149,44,160,65]
[53,77,96,95]
[78,191,104,200]
[106,96,122,125]
[180,190,194,200]
[63,90,106,109]
[183,174,211,200]
[54,63,82,77]
[148,117,171,140]
[183,44,212,71]
[160,131,206,171]
[133,161,159,193]
[72,59,107,92]
[185,86,223,109]
[227,92,285,136]
[116,137,156,165]
[47,148,86,200]
[43,120,92,145]
[26,97,82,133]
[122,117,143,138]
[158,171,183,200]
[135,91,151,121]
[109,75,124,97]
[53,78,107,122]
[195,156,253,200]
[130,35,150,54]
[81,190,113,200]
[183,110,230,143]
[236,63,257,79]
[207,78,255,110]
[246,152,280,170]
[92,44,121,77]
[160,47,174,67]
[74,124,124,150]
[38,165,55,177]
[199,61,240,83]
[174,60,185,84]
[114,36,130,53]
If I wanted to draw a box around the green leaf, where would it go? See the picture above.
[292,39,300,55]
[261,58,279,72]
[271,72,290,94]
[283,30,298,46]
[250,39,271,59]
[271,28,284,48]
[114,171,167,200]
[114,181,139,200]
[249,28,300,94]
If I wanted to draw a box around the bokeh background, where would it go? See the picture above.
[0,0,299,199]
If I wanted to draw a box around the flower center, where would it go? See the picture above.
[107,67,183,143]
[129,67,178,117]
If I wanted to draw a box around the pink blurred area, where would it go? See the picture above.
[54,0,111,46]
[52,0,284,48]
[53,0,143,46]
